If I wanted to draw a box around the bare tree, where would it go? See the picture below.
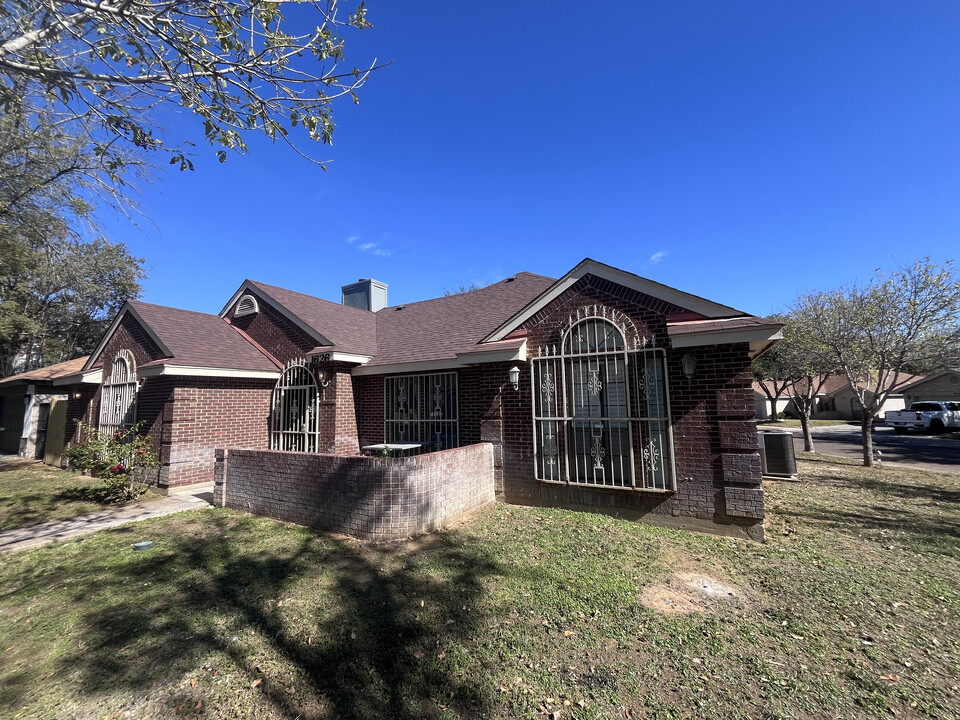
[754,312,836,452]
[792,259,960,466]
[752,326,792,422]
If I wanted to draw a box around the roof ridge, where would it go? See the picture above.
[376,273,554,313]
[130,299,221,319]
[248,279,375,316]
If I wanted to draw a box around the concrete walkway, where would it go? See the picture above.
[0,485,214,554]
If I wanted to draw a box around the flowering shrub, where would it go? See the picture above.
[65,421,161,502]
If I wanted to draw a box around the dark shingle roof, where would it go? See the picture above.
[247,280,379,357]
[368,273,557,367]
[129,301,279,372]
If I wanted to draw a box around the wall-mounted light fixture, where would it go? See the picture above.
[509,365,520,391]
[71,390,83,400]
[681,353,697,380]
[316,367,331,388]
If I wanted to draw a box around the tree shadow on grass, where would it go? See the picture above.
[35,512,506,719]
[776,469,960,559]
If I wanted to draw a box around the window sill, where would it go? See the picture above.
[535,478,675,493]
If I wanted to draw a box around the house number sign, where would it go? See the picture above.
[310,353,331,364]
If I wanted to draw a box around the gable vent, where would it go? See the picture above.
[235,294,260,317]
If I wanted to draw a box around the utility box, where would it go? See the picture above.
[758,430,798,479]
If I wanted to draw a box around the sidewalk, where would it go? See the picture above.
[0,485,214,554]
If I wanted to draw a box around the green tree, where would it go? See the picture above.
[0,1,379,169]
[0,233,144,376]
[0,104,145,376]
[792,258,960,466]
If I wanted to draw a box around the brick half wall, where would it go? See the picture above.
[214,443,495,540]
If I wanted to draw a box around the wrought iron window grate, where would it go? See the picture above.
[384,372,458,450]
[99,350,138,436]
[531,310,676,491]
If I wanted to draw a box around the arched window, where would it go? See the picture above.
[100,349,138,435]
[271,358,321,452]
[532,309,675,490]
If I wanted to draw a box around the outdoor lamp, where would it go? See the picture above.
[316,367,331,388]
[681,353,697,380]
[509,365,520,391]
[71,390,83,400]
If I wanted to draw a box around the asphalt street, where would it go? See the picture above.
[761,424,960,473]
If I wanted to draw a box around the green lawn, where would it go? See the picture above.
[758,418,851,427]
[0,457,957,719]
[0,457,131,531]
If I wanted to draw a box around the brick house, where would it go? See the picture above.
[76,258,782,539]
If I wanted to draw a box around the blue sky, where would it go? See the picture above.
[103,1,960,318]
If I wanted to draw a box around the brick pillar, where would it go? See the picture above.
[333,368,360,454]
[480,385,504,495]
[315,362,360,455]
[157,394,175,489]
[213,448,227,507]
[715,387,764,521]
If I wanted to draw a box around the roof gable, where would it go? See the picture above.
[481,258,746,343]
[221,280,378,357]
[87,301,279,374]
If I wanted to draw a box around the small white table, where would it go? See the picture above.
[361,443,423,457]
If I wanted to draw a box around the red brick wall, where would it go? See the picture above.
[215,443,495,540]
[93,312,165,371]
[225,293,315,364]
[164,377,274,487]
[64,385,95,447]
[331,365,360,454]
[354,375,384,447]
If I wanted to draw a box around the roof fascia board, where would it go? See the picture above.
[670,326,783,349]
[52,370,103,386]
[354,343,528,377]
[482,258,745,343]
[330,352,371,365]
[220,280,333,348]
[84,303,172,371]
[455,341,527,364]
[138,365,280,379]
[352,359,461,377]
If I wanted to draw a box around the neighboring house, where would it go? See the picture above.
[900,369,960,403]
[816,374,920,421]
[752,380,798,420]
[0,357,98,463]
[751,373,920,423]
[70,258,783,537]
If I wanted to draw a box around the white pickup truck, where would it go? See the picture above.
[884,402,960,434]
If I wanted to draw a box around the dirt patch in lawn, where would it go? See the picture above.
[641,571,750,616]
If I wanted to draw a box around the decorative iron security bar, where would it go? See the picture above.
[271,358,321,452]
[99,350,138,437]
[384,372,458,450]
[531,307,676,491]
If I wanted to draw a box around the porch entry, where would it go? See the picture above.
[271,358,321,452]
[531,308,676,491]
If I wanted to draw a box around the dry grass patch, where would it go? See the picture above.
[0,456,155,532]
